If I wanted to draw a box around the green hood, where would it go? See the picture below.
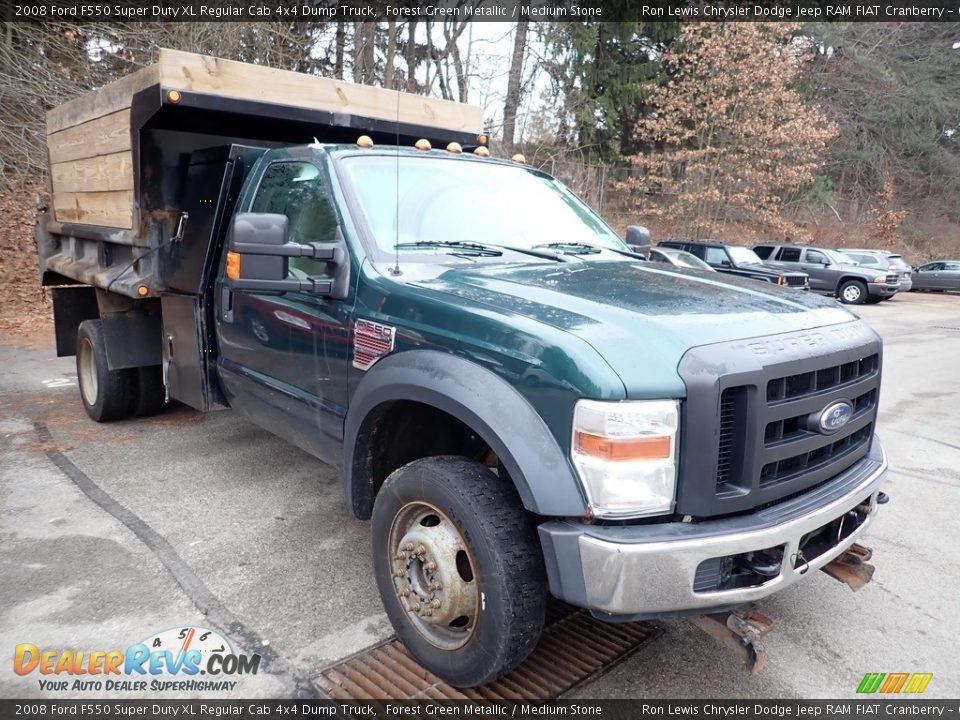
[412,260,856,398]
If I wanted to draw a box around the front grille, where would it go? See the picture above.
[716,389,737,486]
[886,274,899,284]
[677,323,882,517]
[784,274,807,287]
[760,422,873,488]
[766,354,878,403]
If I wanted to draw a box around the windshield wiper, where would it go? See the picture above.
[395,241,502,257]
[536,241,646,260]
[534,242,602,255]
[396,240,566,262]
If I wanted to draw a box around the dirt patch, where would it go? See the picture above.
[0,177,52,342]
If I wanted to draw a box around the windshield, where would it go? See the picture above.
[886,255,910,271]
[826,249,856,264]
[727,246,764,265]
[669,250,712,270]
[336,155,626,260]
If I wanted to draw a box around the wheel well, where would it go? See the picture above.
[839,276,867,287]
[350,400,494,519]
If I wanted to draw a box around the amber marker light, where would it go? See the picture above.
[167,90,182,104]
[446,142,463,154]
[137,285,149,297]
[415,139,432,151]
[226,251,241,280]
[574,432,671,461]
[356,135,374,148]
[511,153,526,164]
[477,134,488,145]
[473,146,490,157]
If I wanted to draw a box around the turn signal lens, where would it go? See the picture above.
[575,432,671,461]
[226,251,241,280]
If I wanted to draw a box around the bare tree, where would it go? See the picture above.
[502,21,529,149]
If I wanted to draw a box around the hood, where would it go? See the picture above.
[411,260,856,397]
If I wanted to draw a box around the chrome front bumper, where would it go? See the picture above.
[539,439,887,618]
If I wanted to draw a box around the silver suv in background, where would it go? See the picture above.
[753,243,900,305]
[841,249,913,292]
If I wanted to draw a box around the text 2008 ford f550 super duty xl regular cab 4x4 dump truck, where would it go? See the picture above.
[36,50,888,688]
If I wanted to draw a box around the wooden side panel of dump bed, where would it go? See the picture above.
[46,65,159,229]
[44,49,484,232]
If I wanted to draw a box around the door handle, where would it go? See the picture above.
[221,286,234,323]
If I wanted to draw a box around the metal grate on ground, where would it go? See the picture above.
[315,604,660,700]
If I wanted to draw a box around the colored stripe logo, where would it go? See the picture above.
[857,673,933,694]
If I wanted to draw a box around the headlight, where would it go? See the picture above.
[571,399,679,519]
[869,275,887,283]
[776,276,786,286]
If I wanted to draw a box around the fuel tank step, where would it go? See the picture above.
[314,603,660,700]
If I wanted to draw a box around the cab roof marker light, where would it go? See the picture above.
[446,142,463,154]
[473,146,490,157]
[356,135,374,148]
[415,139,432,151]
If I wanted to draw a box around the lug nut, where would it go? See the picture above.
[395,552,405,560]
[398,588,410,597]
[403,543,414,551]
[416,545,426,556]
[432,582,442,591]
[393,570,405,578]
[411,603,421,612]
[422,610,433,617]
[425,561,437,572]
[430,599,441,608]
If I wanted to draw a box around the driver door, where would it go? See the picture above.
[215,155,355,463]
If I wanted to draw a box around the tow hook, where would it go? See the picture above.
[821,542,875,592]
[737,551,782,577]
[691,605,774,675]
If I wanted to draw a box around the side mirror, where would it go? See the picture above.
[226,213,351,299]
[625,225,652,254]
[721,259,733,268]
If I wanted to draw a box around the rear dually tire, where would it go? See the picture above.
[76,319,132,422]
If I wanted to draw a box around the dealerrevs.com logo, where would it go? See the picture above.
[14,626,261,693]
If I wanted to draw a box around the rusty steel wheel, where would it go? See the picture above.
[387,502,479,651]
[371,456,546,687]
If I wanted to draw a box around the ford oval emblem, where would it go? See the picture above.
[818,400,854,434]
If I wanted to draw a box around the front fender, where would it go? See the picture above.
[343,350,588,519]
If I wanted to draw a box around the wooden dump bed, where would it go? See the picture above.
[45,48,485,230]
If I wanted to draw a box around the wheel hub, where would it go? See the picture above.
[389,504,478,650]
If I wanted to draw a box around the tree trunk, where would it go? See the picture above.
[334,21,345,79]
[502,20,529,150]
[405,20,418,92]
[384,21,397,89]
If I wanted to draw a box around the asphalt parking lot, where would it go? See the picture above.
[2,291,958,700]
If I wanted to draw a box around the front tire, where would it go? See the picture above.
[371,456,546,687]
[838,280,868,305]
[76,319,132,422]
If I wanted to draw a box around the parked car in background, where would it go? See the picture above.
[658,240,808,288]
[841,249,913,293]
[911,261,960,292]
[753,243,899,305]
[647,246,715,272]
